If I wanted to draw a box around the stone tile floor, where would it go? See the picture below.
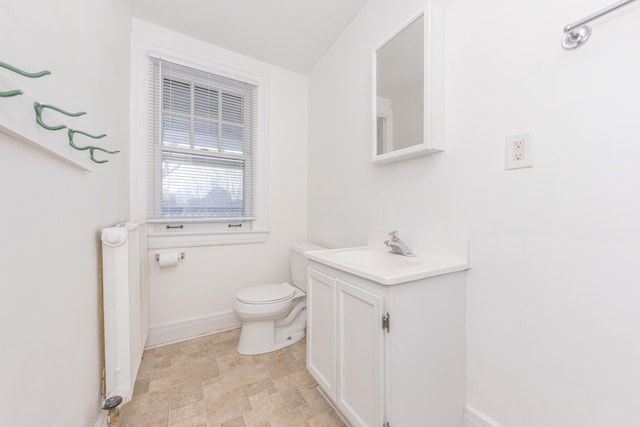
[119,328,347,427]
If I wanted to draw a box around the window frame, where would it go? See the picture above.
[151,59,256,226]
[131,31,269,249]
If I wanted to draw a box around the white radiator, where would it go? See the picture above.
[101,222,148,402]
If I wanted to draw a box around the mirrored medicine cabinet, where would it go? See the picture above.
[372,1,444,165]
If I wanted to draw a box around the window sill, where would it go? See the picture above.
[147,229,269,249]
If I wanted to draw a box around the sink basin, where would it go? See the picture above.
[334,249,424,269]
[306,238,470,286]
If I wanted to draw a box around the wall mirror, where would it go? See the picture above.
[372,2,444,165]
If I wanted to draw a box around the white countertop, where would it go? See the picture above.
[305,232,470,285]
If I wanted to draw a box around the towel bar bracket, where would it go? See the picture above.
[562,0,638,49]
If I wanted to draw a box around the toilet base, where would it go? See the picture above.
[237,303,306,355]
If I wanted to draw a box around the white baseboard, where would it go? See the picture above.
[464,405,503,427]
[146,311,240,348]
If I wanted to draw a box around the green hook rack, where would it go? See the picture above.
[0,60,117,168]
[34,101,86,131]
[0,61,51,97]
[68,128,119,164]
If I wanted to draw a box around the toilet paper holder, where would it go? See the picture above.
[154,252,186,262]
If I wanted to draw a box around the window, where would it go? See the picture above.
[147,58,259,232]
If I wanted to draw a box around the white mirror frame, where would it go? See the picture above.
[371,1,444,165]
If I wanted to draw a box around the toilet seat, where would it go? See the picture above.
[236,282,295,305]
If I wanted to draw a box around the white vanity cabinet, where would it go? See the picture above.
[306,261,466,427]
[306,268,337,400]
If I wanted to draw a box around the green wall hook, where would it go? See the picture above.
[0,60,51,97]
[34,101,86,131]
[68,128,119,164]
[88,146,120,164]
[68,128,107,140]
[0,89,23,97]
[0,61,51,78]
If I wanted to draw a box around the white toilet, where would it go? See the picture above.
[233,242,324,355]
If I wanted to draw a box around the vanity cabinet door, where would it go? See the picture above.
[336,280,385,427]
[306,268,337,400]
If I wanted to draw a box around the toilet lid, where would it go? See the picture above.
[237,282,295,304]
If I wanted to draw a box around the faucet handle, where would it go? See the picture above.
[388,230,399,241]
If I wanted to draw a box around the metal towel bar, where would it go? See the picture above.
[562,0,638,49]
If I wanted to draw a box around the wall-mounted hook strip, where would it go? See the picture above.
[68,128,119,164]
[34,101,86,131]
[0,61,51,97]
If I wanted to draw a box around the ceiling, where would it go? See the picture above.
[131,0,371,75]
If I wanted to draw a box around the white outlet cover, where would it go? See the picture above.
[505,131,534,170]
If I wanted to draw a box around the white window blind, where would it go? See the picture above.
[147,57,258,226]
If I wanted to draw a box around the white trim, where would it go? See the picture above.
[148,50,263,88]
[376,96,394,153]
[370,1,445,165]
[147,229,269,249]
[464,405,504,427]
[130,19,269,243]
[145,311,240,347]
[146,217,256,224]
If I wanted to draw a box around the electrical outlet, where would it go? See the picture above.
[513,140,524,161]
[505,132,533,170]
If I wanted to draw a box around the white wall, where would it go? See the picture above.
[308,0,640,426]
[0,1,130,426]
[134,23,310,346]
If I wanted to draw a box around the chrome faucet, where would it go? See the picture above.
[384,230,416,257]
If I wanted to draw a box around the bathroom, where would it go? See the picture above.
[1,0,639,425]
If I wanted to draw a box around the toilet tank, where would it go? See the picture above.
[290,242,325,291]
